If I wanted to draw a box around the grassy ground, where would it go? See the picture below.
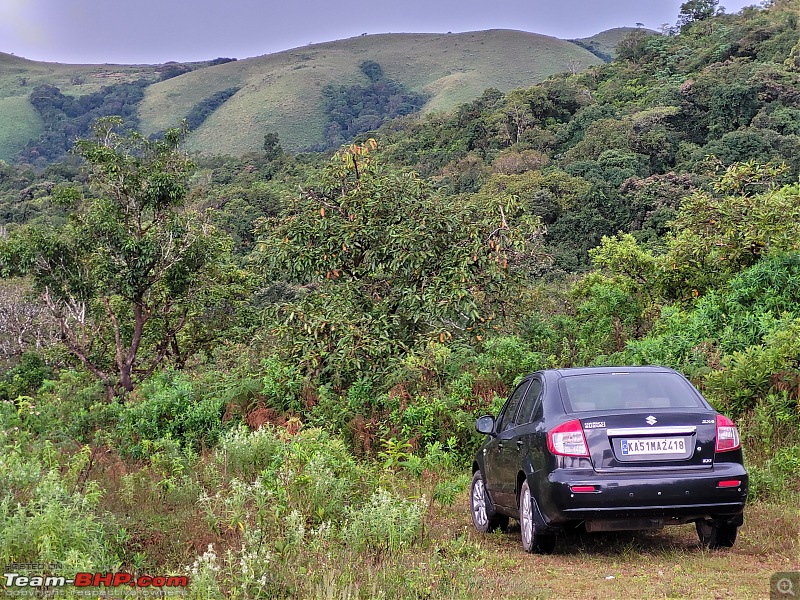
[88,452,799,599]
[0,96,42,161]
[423,494,799,599]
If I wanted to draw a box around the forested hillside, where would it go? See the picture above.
[1,1,799,598]
[0,30,602,162]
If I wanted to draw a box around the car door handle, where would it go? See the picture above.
[497,442,504,450]
[516,440,524,450]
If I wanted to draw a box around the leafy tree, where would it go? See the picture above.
[663,161,800,298]
[22,81,149,164]
[321,62,427,148]
[0,118,227,398]
[254,141,545,384]
[263,132,284,161]
[677,0,721,30]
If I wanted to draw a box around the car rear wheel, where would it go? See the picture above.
[519,480,556,554]
[696,519,738,549]
[470,471,508,533]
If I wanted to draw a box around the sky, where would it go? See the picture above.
[0,0,759,65]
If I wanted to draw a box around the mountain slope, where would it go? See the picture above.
[1,30,603,159]
[141,30,602,154]
[0,52,168,161]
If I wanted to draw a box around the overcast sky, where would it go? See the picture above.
[1,0,758,65]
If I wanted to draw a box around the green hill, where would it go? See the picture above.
[0,52,166,161]
[0,30,602,160]
[139,30,602,154]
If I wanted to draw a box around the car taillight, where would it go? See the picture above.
[548,419,589,457]
[715,414,740,452]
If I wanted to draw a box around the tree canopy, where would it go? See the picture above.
[0,118,227,398]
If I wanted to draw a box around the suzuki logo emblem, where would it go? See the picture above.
[646,415,657,425]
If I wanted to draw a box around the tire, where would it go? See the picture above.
[519,479,556,554]
[696,519,738,549]
[470,471,508,533]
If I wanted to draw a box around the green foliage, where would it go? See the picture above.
[321,61,427,148]
[183,87,240,131]
[0,433,112,570]
[117,370,225,457]
[746,443,800,501]
[0,352,51,401]
[476,336,547,387]
[678,0,721,30]
[1,118,229,397]
[216,424,284,481]
[158,63,193,81]
[624,252,800,414]
[22,81,148,164]
[255,141,544,384]
[4,8,800,592]
[343,487,424,554]
[31,370,111,442]
[262,131,283,161]
[665,165,800,297]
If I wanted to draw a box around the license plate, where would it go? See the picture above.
[621,437,686,456]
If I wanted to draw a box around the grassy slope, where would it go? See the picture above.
[137,30,603,154]
[0,52,163,160]
[0,96,42,162]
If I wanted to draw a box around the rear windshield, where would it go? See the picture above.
[560,372,705,412]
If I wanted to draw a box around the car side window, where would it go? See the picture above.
[516,378,543,425]
[497,381,530,432]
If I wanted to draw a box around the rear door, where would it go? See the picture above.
[495,378,544,507]
[485,379,530,507]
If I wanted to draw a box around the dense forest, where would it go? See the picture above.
[1,1,799,598]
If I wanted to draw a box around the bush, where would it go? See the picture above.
[117,371,225,456]
[212,425,371,525]
[476,336,547,386]
[747,445,800,501]
[0,352,52,401]
[0,444,112,570]
[343,488,424,554]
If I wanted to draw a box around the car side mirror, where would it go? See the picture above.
[476,415,496,436]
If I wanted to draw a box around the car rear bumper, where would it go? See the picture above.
[539,463,748,526]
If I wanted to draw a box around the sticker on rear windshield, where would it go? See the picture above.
[584,421,606,429]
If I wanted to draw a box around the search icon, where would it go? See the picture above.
[777,577,795,596]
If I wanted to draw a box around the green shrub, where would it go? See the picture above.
[12,370,110,443]
[0,460,112,570]
[476,336,547,386]
[747,445,800,501]
[343,488,425,554]
[0,352,52,401]
[212,426,371,525]
[117,370,224,456]
[216,424,283,481]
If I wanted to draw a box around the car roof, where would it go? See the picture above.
[547,366,679,378]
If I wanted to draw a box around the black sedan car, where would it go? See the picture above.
[470,366,748,553]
